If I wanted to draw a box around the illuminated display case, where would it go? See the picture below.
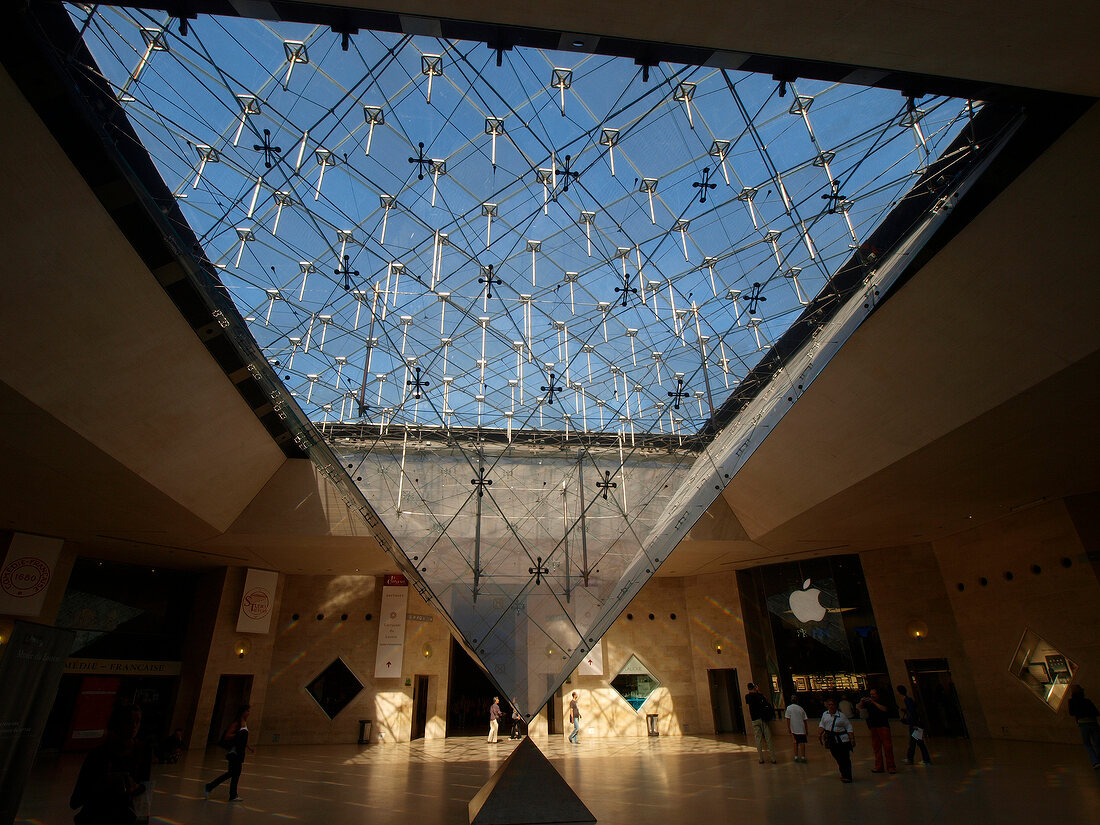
[1009,628,1077,712]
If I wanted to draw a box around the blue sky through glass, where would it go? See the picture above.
[71,5,974,441]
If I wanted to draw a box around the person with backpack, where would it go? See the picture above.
[744,682,777,764]
[897,685,932,765]
[203,705,255,802]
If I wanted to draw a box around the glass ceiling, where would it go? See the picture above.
[66,3,980,716]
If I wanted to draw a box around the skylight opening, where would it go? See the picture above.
[68,4,977,443]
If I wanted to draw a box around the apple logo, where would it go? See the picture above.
[789,579,827,623]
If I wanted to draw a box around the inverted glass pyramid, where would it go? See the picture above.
[67,3,983,716]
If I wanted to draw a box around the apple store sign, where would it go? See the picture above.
[766,577,847,652]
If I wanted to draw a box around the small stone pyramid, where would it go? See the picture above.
[468,737,596,825]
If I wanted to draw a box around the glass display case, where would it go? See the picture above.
[1009,628,1077,711]
[610,655,661,711]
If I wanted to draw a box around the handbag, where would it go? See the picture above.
[823,713,851,749]
[911,726,925,741]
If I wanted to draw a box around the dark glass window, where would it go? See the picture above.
[610,655,661,711]
[305,658,364,719]
[55,558,196,660]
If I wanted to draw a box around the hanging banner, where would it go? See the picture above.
[0,621,75,825]
[235,568,279,634]
[578,639,605,676]
[374,574,409,678]
[0,534,63,617]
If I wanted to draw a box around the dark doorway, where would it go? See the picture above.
[906,658,969,738]
[207,674,253,745]
[446,638,497,736]
[412,675,429,740]
[546,687,563,736]
[708,668,746,734]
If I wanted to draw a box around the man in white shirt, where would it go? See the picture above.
[818,697,856,783]
[784,693,809,763]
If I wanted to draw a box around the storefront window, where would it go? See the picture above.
[1010,628,1076,711]
[610,655,661,711]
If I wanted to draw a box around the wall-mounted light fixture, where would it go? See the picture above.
[422,643,433,659]
[906,621,929,641]
[235,638,252,659]
[714,640,723,655]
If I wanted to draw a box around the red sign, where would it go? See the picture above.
[383,573,408,587]
[242,588,271,620]
[1,557,50,599]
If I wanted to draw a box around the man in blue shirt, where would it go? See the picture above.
[897,685,931,765]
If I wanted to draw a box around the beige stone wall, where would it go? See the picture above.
[860,543,990,738]
[931,500,1100,743]
[187,566,286,748]
[684,572,757,732]
[252,571,754,744]
[260,574,452,744]
[535,573,754,740]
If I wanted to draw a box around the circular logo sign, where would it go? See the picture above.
[1,557,50,599]
[242,588,270,620]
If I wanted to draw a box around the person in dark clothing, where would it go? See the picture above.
[897,685,931,765]
[744,682,777,763]
[858,688,896,773]
[1067,684,1100,769]
[158,729,184,764]
[70,704,152,825]
[510,698,524,740]
[204,705,254,801]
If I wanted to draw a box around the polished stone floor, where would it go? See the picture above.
[17,733,1100,824]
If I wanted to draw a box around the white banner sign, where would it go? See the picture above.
[236,568,279,634]
[374,574,409,678]
[0,534,63,617]
[578,639,605,676]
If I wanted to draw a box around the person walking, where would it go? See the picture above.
[784,693,809,763]
[819,697,856,783]
[488,697,502,743]
[568,691,582,744]
[858,688,896,773]
[896,685,932,765]
[744,683,777,764]
[1067,684,1100,769]
[510,699,523,740]
[204,705,254,802]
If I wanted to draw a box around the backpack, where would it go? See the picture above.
[218,723,238,750]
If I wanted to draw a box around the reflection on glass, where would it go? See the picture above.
[610,654,662,711]
[1010,628,1077,711]
[305,658,364,719]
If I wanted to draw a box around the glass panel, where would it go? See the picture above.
[1009,628,1077,712]
[63,3,994,717]
[305,658,364,720]
[610,654,662,711]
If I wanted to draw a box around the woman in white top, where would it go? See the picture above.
[818,698,856,783]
